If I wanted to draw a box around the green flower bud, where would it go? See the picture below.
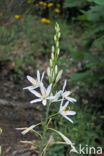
[56,70,63,82]
[47,67,51,77]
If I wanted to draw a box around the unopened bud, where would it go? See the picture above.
[55,23,60,32]
[47,67,51,77]
[52,46,54,53]
[50,59,53,67]
[56,70,63,82]
[54,35,57,41]
[51,52,54,60]
[56,41,59,47]
[55,65,58,75]
[58,32,61,38]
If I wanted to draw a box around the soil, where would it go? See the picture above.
[0,73,45,156]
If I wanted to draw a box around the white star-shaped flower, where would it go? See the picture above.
[59,100,76,123]
[29,83,54,106]
[23,70,45,90]
[61,80,76,103]
[50,91,62,103]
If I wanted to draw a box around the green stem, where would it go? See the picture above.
[39,101,51,156]
[48,112,59,120]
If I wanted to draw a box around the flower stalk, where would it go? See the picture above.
[39,100,51,155]
[20,22,77,155]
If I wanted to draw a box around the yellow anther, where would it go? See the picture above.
[40,93,42,97]
[36,79,38,83]
[32,80,35,86]
[63,107,66,111]
[63,107,68,114]
[43,91,46,95]
[65,90,71,96]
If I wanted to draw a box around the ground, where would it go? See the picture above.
[0,73,45,156]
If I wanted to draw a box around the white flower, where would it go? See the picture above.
[52,91,62,102]
[48,128,78,153]
[56,130,78,153]
[29,83,54,106]
[61,80,76,103]
[59,100,76,123]
[23,70,45,90]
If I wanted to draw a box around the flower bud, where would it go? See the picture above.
[57,48,60,55]
[55,23,60,32]
[55,65,58,75]
[56,70,63,82]
[54,35,57,41]
[47,67,51,77]
[51,52,54,60]
[50,59,53,67]
[58,32,61,38]
[52,46,54,53]
[56,41,59,47]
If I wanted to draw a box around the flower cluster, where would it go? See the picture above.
[47,23,62,83]
[24,70,76,123]
[20,23,78,155]
[38,1,61,24]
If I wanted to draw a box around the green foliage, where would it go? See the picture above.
[47,104,104,155]
[64,0,87,8]
[0,15,70,77]
[88,0,104,5]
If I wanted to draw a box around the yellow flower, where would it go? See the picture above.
[39,1,47,8]
[48,3,54,7]
[41,18,51,24]
[39,1,44,5]
[14,14,20,19]
[54,8,60,13]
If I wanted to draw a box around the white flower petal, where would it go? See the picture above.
[55,130,73,145]
[27,75,36,84]
[66,97,77,103]
[23,86,36,90]
[21,125,36,135]
[62,114,73,123]
[56,90,62,97]
[63,80,67,91]
[70,144,78,153]
[29,90,41,97]
[64,101,69,108]
[24,85,39,90]
[41,72,45,81]
[40,83,46,95]
[47,96,55,100]
[30,99,42,104]
[66,111,76,116]
[59,99,64,109]
[37,70,40,83]
[46,84,52,96]
[63,91,71,97]
[42,100,47,106]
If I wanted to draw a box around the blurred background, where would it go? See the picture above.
[0,0,104,155]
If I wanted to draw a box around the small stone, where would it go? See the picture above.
[0,99,10,106]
